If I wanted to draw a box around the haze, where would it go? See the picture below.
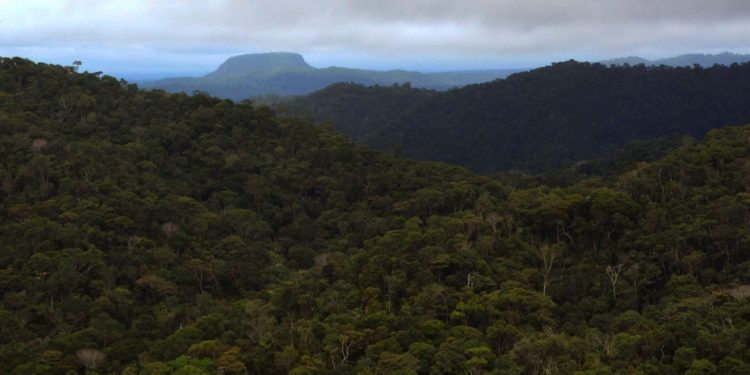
[2,0,750,79]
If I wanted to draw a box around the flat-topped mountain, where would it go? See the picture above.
[207,52,314,78]
[601,51,750,67]
[141,52,524,99]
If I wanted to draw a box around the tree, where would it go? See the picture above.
[217,347,247,375]
[243,299,276,346]
[76,348,105,371]
[70,60,82,73]
[323,324,363,369]
[606,264,623,300]
[538,244,564,296]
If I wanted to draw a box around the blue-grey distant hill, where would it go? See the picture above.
[140,52,524,100]
[600,52,750,67]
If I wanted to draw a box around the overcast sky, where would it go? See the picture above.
[2,0,750,79]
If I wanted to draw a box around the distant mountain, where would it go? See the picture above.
[600,52,750,67]
[598,56,651,65]
[207,52,314,78]
[283,61,750,172]
[141,52,524,100]
[425,69,527,87]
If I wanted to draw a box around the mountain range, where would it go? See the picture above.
[599,51,750,67]
[140,52,523,100]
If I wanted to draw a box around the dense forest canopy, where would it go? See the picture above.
[282,61,750,173]
[2,57,750,374]
[277,83,438,142]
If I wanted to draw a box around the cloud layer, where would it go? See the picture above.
[2,0,750,77]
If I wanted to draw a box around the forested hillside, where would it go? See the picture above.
[279,83,437,141]
[3,58,750,374]
[282,61,750,172]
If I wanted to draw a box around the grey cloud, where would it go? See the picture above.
[2,0,750,74]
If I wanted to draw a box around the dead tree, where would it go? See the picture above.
[606,264,623,300]
[76,348,105,371]
[539,245,563,296]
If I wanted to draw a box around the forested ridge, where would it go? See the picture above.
[277,83,437,142]
[2,57,750,374]
[281,61,750,173]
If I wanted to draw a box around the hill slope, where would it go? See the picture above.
[141,52,522,99]
[3,58,750,374]
[284,61,750,172]
[278,82,438,141]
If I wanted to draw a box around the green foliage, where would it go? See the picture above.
[3,57,750,374]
